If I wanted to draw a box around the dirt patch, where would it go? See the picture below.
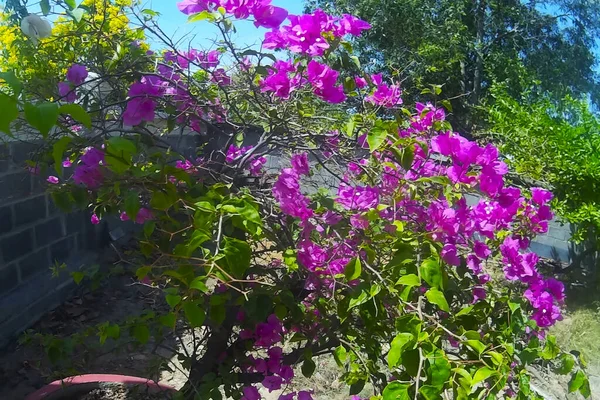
[78,383,174,400]
[0,266,188,400]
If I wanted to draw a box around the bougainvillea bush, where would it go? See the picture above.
[0,0,591,399]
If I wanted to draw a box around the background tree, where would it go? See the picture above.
[306,0,600,133]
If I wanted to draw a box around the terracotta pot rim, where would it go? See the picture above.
[25,373,176,400]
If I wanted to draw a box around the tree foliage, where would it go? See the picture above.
[306,0,600,131]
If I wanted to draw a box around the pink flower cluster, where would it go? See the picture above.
[73,147,105,188]
[272,105,564,328]
[177,0,288,29]
[123,76,170,126]
[272,153,313,220]
[263,9,370,56]
[260,60,304,99]
[225,145,266,176]
[58,64,88,103]
[365,74,402,108]
[307,61,345,103]
[238,314,314,400]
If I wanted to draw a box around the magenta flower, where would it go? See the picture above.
[58,82,76,103]
[47,176,59,184]
[335,14,371,36]
[336,184,379,211]
[66,64,88,86]
[253,3,288,29]
[62,159,72,168]
[278,365,294,382]
[135,208,154,224]
[472,287,487,303]
[307,60,346,103]
[241,385,261,400]
[473,241,491,258]
[177,0,211,15]
[91,214,100,225]
[350,214,369,230]
[365,74,402,107]
[279,394,295,400]
[120,212,129,222]
[262,375,283,392]
[249,156,267,176]
[298,391,314,400]
[226,145,253,163]
[441,243,461,266]
[123,76,167,126]
[291,152,310,176]
[355,76,368,89]
[531,187,553,205]
[74,147,105,188]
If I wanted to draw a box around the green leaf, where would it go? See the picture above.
[301,358,316,378]
[210,303,226,325]
[68,8,84,23]
[52,137,72,174]
[0,71,23,96]
[125,191,140,221]
[425,288,449,312]
[40,0,50,15]
[150,191,174,210]
[0,94,18,136]
[472,367,496,386]
[183,301,206,328]
[466,340,487,355]
[160,312,177,329]
[580,375,591,398]
[487,351,504,366]
[419,385,443,400]
[368,122,387,152]
[420,257,442,289]
[568,370,586,393]
[106,137,136,173]
[396,274,421,287]
[456,305,473,317]
[346,116,356,136]
[58,104,91,129]
[556,353,575,375]
[189,277,209,293]
[188,10,215,23]
[71,271,85,284]
[64,0,77,10]
[427,349,451,387]
[136,266,151,280]
[344,257,362,281]
[401,145,415,170]
[349,380,366,395]
[25,102,59,138]
[218,237,251,278]
[541,335,560,360]
[165,294,181,309]
[333,345,347,367]
[387,333,414,368]
[132,324,150,345]
[382,382,410,400]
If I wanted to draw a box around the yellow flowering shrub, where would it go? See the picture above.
[0,0,146,99]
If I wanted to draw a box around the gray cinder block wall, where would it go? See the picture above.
[0,141,102,348]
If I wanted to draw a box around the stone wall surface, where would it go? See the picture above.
[0,141,103,348]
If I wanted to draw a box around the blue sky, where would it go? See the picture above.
[141,0,305,50]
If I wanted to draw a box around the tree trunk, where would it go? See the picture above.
[471,0,486,108]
